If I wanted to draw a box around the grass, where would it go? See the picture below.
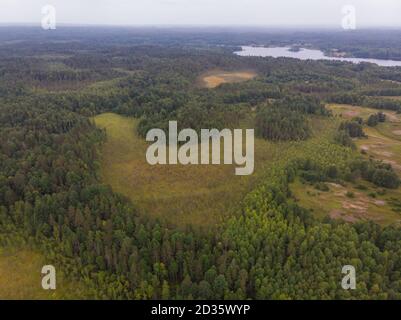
[328,103,401,173]
[356,119,401,174]
[289,104,401,225]
[94,110,401,227]
[198,70,257,88]
[379,96,401,101]
[327,103,399,121]
[291,178,401,226]
[374,121,401,142]
[357,126,401,173]
[0,247,87,299]
[93,113,278,227]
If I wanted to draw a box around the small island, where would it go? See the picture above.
[288,45,302,52]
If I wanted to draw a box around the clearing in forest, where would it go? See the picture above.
[357,125,401,173]
[291,179,401,226]
[328,103,401,172]
[0,247,86,299]
[199,70,257,88]
[93,113,276,227]
[328,103,399,122]
[95,112,395,227]
[289,104,401,225]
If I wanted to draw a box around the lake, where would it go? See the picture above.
[235,46,401,67]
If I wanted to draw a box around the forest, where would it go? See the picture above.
[1,27,401,299]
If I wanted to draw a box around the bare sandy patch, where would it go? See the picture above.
[384,113,400,122]
[393,130,401,136]
[342,200,368,212]
[382,159,401,171]
[292,177,401,226]
[327,182,344,189]
[329,209,359,223]
[200,70,257,88]
[380,151,394,157]
[374,200,386,206]
[343,110,360,117]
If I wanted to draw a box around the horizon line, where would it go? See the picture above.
[1,23,401,30]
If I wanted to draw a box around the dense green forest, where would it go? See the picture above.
[1,27,401,299]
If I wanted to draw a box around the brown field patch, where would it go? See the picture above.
[199,70,257,88]
[0,248,87,299]
[384,113,400,122]
[327,104,400,123]
[393,130,401,136]
[344,110,360,117]
[329,210,359,223]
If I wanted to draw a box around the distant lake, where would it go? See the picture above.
[235,46,401,67]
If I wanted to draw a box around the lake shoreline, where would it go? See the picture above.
[235,46,401,67]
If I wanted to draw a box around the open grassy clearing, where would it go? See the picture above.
[287,104,401,225]
[378,96,401,101]
[0,247,86,299]
[93,113,279,227]
[93,113,334,227]
[328,103,401,173]
[357,126,401,173]
[84,69,142,92]
[95,110,401,227]
[374,121,401,141]
[291,178,401,226]
[198,70,257,88]
[328,103,399,122]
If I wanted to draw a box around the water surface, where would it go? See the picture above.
[235,46,401,67]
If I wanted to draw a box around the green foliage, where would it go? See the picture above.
[1,27,401,300]
[350,159,401,189]
[314,182,330,192]
[367,112,386,127]
[346,191,355,198]
[334,130,356,149]
[339,120,366,138]
[255,101,312,141]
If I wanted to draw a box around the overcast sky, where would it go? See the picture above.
[0,0,400,27]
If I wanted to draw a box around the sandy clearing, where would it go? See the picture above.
[329,210,359,223]
[344,110,360,117]
[380,151,394,157]
[382,159,401,171]
[384,113,400,122]
[374,200,386,206]
[200,70,257,88]
[393,130,401,136]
